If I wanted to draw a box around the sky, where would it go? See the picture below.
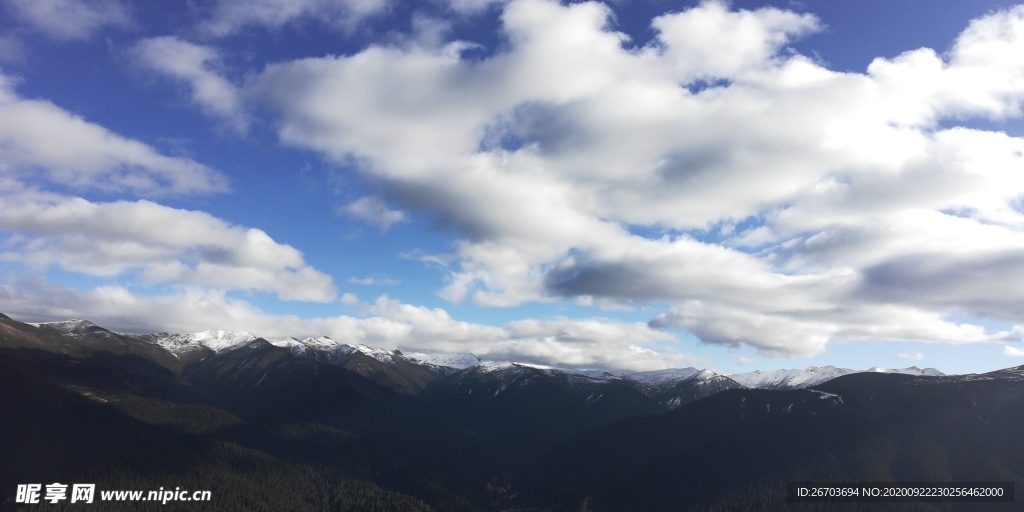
[1,0,1024,375]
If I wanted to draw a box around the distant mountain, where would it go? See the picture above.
[16,318,183,374]
[651,369,746,409]
[142,329,257,354]
[728,365,945,390]
[407,352,482,370]
[420,362,666,458]
[180,338,415,429]
[579,366,703,387]
[521,367,1024,511]
[867,365,945,377]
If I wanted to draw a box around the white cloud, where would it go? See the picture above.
[650,0,820,82]
[131,37,248,133]
[898,352,925,361]
[342,196,407,229]
[4,0,131,40]
[199,0,389,37]
[250,0,1024,357]
[0,185,337,302]
[348,275,400,286]
[1005,345,1024,358]
[0,74,228,196]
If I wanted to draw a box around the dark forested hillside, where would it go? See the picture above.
[519,372,1024,511]
[3,313,1022,511]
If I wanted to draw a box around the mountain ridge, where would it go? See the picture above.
[27,315,951,393]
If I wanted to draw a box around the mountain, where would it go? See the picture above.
[579,366,701,386]
[6,312,1021,511]
[0,314,488,511]
[9,317,184,375]
[180,338,415,429]
[867,365,945,377]
[420,362,667,460]
[651,369,746,409]
[520,368,1024,511]
[131,329,253,365]
[728,365,945,390]
[407,352,482,370]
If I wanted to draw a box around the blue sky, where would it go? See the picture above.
[2,0,1024,375]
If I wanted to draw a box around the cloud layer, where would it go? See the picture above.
[0,75,228,196]
[4,0,1024,368]
[4,0,132,40]
[249,0,1024,357]
[0,183,337,302]
[0,73,335,305]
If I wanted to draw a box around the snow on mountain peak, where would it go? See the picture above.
[146,329,257,356]
[729,366,856,389]
[188,329,257,352]
[729,365,947,389]
[352,344,395,363]
[266,336,303,348]
[868,366,944,377]
[693,369,721,380]
[300,335,342,350]
[408,352,482,369]
[29,319,99,335]
[615,367,705,388]
[477,361,558,373]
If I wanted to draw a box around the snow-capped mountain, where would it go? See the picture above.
[7,309,1024,512]
[728,366,854,389]
[143,329,257,356]
[266,336,304,349]
[407,352,482,369]
[29,319,109,337]
[301,335,346,351]
[729,365,945,390]
[866,365,944,377]
[351,344,396,364]
[23,316,951,396]
[587,367,705,389]
[266,335,360,360]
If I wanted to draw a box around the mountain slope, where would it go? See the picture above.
[4,316,183,374]
[421,363,667,462]
[0,315,495,511]
[728,365,945,390]
[520,368,1024,511]
[652,369,746,409]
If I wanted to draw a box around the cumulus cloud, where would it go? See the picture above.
[348,275,400,286]
[131,37,248,133]
[342,196,407,229]
[0,74,228,196]
[199,0,389,37]
[0,282,691,370]
[0,184,337,302]
[250,0,1024,357]
[1005,345,1024,357]
[4,0,131,40]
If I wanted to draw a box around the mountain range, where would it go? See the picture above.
[2,313,1020,511]
[25,317,949,396]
